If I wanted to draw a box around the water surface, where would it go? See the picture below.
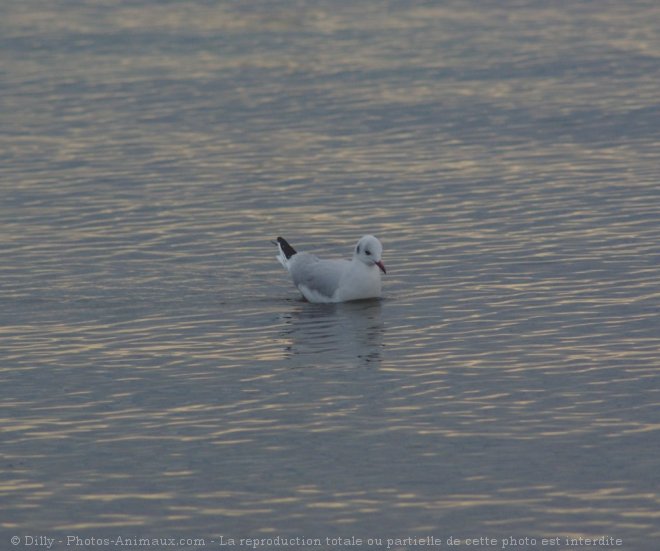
[1,1,659,550]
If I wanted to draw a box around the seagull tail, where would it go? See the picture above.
[273,236,297,269]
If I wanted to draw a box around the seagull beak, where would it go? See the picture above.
[375,260,386,274]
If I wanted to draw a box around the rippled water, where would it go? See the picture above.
[2,1,659,550]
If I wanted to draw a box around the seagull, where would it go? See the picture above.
[273,235,386,303]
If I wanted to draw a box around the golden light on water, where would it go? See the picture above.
[2,0,659,545]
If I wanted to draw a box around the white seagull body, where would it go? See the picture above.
[274,235,386,303]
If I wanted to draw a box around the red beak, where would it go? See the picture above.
[375,260,386,274]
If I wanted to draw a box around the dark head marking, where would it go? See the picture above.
[276,237,297,259]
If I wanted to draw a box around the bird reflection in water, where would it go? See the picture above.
[279,299,384,368]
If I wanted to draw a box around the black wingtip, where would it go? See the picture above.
[276,237,297,259]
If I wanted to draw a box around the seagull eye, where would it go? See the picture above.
[365,250,371,255]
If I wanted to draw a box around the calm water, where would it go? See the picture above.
[1,1,659,550]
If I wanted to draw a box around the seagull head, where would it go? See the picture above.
[354,235,386,274]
